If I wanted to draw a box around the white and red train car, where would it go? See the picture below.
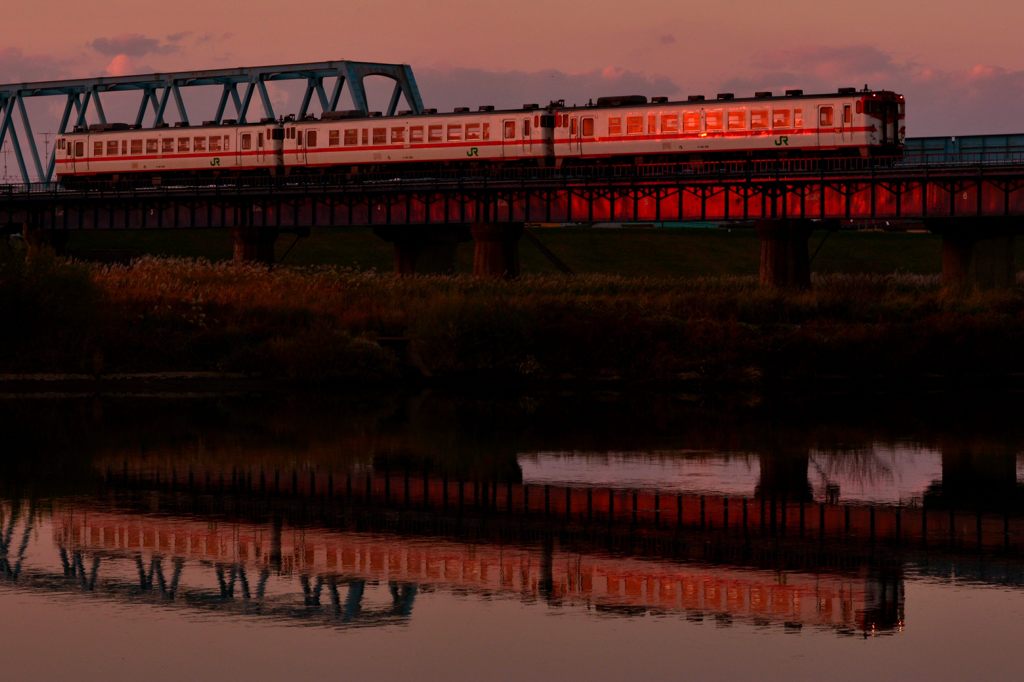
[53,88,904,184]
[54,120,283,181]
[553,88,904,160]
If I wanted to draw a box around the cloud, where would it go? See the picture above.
[104,54,148,77]
[719,44,1024,136]
[416,67,681,110]
[90,34,180,57]
[0,47,70,82]
[659,34,676,46]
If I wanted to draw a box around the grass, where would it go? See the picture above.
[62,226,952,276]
[5,248,1024,387]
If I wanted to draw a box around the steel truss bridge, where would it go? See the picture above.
[2,62,1024,284]
[0,60,423,185]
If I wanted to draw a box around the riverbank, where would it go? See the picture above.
[5,251,1024,389]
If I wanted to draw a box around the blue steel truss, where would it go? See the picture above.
[0,60,424,183]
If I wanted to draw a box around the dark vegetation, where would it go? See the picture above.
[5,228,1024,387]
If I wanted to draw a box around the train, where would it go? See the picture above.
[53,87,905,184]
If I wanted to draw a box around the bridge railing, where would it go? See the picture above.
[5,150,1024,199]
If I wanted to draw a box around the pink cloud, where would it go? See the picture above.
[104,54,135,77]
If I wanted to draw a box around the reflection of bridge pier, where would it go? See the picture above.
[928,441,1022,510]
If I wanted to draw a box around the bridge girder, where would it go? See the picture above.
[0,60,424,184]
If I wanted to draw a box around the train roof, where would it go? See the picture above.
[62,119,276,135]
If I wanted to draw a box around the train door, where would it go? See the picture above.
[502,119,516,158]
[817,105,836,148]
[569,116,580,154]
[840,103,852,145]
[579,116,594,155]
[68,138,80,174]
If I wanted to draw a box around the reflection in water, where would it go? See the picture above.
[2,391,1024,669]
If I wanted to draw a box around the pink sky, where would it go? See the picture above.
[3,0,1024,135]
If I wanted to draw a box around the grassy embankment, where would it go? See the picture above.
[63,226,953,276]
[5,236,1024,387]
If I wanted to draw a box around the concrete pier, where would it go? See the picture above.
[927,218,1017,290]
[471,223,523,278]
[755,219,816,289]
[21,223,68,257]
[374,225,468,275]
[231,224,278,264]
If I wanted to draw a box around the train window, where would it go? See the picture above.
[750,109,769,129]
[819,106,833,127]
[772,109,791,128]
[241,134,251,151]
[75,141,84,157]
[683,112,700,132]
[107,140,119,155]
[410,126,424,143]
[122,140,128,154]
[626,116,643,134]
[608,117,622,135]
[271,128,284,141]
[296,131,303,146]
[447,125,463,141]
[130,139,142,154]
[794,109,803,127]
[648,114,656,134]
[209,136,222,152]
[727,110,746,130]
[94,141,104,156]
[504,121,515,139]
[523,119,531,136]
[582,118,594,137]
[362,129,369,145]
[570,118,578,135]
[705,111,723,131]
[146,139,158,153]
[391,127,405,143]
[371,128,385,144]
[482,123,490,140]
[258,133,264,147]
[344,130,357,146]
[661,114,678,133]
[223,136,230,151]
[178,138,190,152]
[843,105,852,125]
[194,137,206,152]
[465,124,480,140]
[329,130,340,146]
[307,131,317,147]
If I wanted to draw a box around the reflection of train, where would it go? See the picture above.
[53,88,905,184]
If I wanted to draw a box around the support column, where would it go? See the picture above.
[21,222,68,257]
[231,225,278,264]
[755,219,815,290]
[374,225,468,275]
[928,218,1017,290]
[471,223,523,278]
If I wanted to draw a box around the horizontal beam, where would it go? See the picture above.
[0,60,417,96]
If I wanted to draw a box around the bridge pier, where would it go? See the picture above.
[21,223,68,257]
[755,219,818,290]
[374,225,468,275]
[927,218,1017,290]
[232,225,278,265]
[472,223,523,278]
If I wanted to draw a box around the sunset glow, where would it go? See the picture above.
[2,0,1023,135]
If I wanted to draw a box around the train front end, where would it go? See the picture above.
[862,91,905,153]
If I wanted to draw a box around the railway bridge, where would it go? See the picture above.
[3,62,1024,287]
